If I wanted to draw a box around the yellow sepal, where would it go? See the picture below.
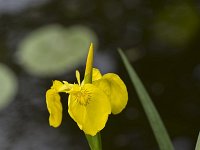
[51,80,71,92]
[46,89,62,127]
[68,84,111,136]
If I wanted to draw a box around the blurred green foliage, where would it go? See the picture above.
[153,3,200,46]
[0,63,18,110]
[16,25,98,77]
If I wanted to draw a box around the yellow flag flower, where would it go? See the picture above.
[45,43,128,136]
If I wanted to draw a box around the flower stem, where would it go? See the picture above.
[85,133,102,150]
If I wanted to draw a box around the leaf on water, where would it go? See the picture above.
[0,63,18,110]
[16,24,98,77]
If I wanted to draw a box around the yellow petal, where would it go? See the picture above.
[46,89,62,127]
[51,80,63,90]
[81,68,102,85]
[62,81,74,92]
[92,68,102,81]
[68,84,111,136]
[52,80,73,92]
[93,73,128,114]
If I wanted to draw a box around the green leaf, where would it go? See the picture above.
[118,49,174,150]
[195,132,200,150]
[85,133,102,150]
[0,63,18,110]
[17,25,98,77]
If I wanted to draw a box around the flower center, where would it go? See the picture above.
[73,87,91,106]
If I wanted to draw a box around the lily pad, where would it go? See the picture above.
[0,63,18,110]
[16,25,98,77]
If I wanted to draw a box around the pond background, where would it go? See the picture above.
[0,0,200,150]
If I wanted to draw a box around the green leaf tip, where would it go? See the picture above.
[195,132,200,150]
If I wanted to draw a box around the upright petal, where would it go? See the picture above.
[68,84,111,136]
[46,89,62,127]
[92,68,102,81]
[81,68,102,85]
[93,73,128,114]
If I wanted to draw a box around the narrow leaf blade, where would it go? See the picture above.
[118,49,174,150]
[195,132,200,150]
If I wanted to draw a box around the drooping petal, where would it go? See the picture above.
[46,89,62,127]
[68,94,86,130]
[93,73,128,114]
[52,80,73,92]
[51,80,63,91]
[62,81,74,92]
[68,84,111,136]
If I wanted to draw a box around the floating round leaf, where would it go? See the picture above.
[0,63,18,110]
[17,25,98,77]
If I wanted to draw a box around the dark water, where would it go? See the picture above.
[0,0,200,150]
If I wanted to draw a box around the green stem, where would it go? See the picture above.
[85,133,102,150]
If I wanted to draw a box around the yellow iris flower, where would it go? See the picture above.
[46,43,128,136]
